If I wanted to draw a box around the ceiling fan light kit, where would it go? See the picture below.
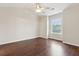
[34,3,55,14]
[35,3,44,13]
[36,8,42,12]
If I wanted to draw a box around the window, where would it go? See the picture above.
[49,13,62,34]
[52,18,62,34]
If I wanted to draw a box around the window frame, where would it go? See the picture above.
[49,13,63,35]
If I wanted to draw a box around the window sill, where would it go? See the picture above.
[51,32,62,35]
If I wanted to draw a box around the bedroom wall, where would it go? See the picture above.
[0,7,39,44]
[63,4,79,46]
[38,16,47,38]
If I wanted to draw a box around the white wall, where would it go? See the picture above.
[63,4,79,46]
[38,16,47,38]
[48,13,63,41]
[0,7,38,44]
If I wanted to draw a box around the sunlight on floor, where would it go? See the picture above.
[49,42,65,56]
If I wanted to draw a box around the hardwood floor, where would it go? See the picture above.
[0,37,79,56]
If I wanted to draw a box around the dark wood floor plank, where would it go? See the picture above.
[0,37,79,56]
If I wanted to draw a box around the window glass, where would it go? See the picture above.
[52,18,62,33]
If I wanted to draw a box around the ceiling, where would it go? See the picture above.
[0,3,71,15]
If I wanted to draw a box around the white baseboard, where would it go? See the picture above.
[39,35,48,39]
[48,37,62,41]
[0,36,38,45]
[63,41,79,47]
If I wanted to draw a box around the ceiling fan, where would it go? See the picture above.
[34,3,54,13]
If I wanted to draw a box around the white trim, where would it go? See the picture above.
[51,32,62,35]
[0,36,38,45]
[39,34,47,39]
[48,37,63,41]
[46,16,49,39]
[39,37,47,39]
[63,41,79,47]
